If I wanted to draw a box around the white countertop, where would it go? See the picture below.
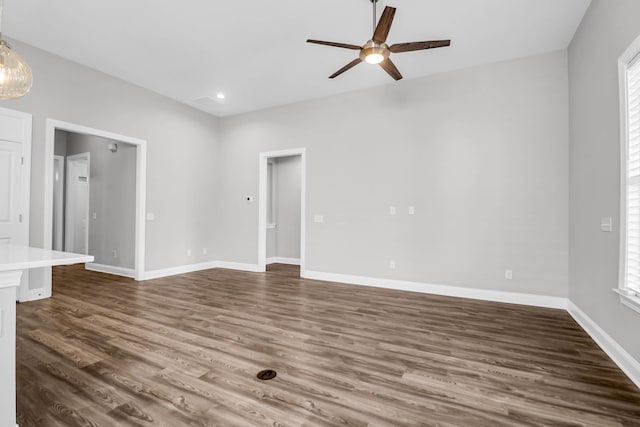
[0,245,94,272]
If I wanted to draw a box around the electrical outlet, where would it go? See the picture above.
[389,260,397,270]
[112,250,117,258]
[92,212,97,220]
[314,215,324,223]
[146,212,155,221]
[390,206,397,215]
[505,270,513,280]
[187,249,192,257]
[202,248,208,255]
[408,206,415,215]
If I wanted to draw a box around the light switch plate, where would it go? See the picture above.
[146,212,155,221]
[601,217,613,232]
[390,206,397,215]
[314,215,324,223]
[408,206,415,215]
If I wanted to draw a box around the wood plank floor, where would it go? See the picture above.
[16,264,640,426]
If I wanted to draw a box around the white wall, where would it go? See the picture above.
[65,133,136,269]
[568,0,640,361]
[218,51,570,297]
[1,39,221,271]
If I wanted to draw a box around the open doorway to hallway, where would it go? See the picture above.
[258,148,306,276]
[44,119,147,292]
[266,156,302,268]
[52,130,138,278]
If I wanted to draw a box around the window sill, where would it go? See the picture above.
[612,288,640,315]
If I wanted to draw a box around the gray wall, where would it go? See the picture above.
[2,38,571,300]
[274,156,301,259]
[54,129,68,155]
[218,50,570,297]
[1,38,221,271]
[65,133,137,269]
[568,0,640,361]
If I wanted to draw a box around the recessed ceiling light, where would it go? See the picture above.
[216,93,225,100]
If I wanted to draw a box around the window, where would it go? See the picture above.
[619,38,640,313]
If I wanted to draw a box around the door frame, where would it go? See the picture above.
[65,152,90,255]
[44,119,147,281]
[258,148,306,275]
[0,107,32,301]
[52,155,65,251]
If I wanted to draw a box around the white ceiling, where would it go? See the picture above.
[4,0,591,117]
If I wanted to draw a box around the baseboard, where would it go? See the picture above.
[567,301,640,389]
[216,261,262,272]
[85,263,135,278]
[143,261,219,280]
[20,288,51,302]
[142,260,262,280]
[266,257,301,266]
[303,270,567,310]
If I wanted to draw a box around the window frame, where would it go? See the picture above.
[617,34,640,314]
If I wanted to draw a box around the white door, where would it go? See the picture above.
[0,141,24,245]
[52,155,65,251]
[0,107,32,300]
[65,153,90,255]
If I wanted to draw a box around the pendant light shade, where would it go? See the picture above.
[0,0,32,100]
[0,40,32,99]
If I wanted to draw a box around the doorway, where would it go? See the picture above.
[44,120,147,284]
[64,153,90,255]
[258,148,306,275]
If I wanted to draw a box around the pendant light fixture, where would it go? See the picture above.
[0,0,32,99]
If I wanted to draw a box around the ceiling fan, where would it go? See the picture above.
[307,0,451,81]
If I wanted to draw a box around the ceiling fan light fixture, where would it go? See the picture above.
[365,52,384,64]
[306,3,450,81]
[360,40,389,64]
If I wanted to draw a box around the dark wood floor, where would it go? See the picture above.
[15,264,640,426]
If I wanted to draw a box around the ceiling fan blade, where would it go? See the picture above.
[372,6,396,44]
[307,39,362,50]
[379,58,403,81]
[390,40,451,53]
[329,58,363,79]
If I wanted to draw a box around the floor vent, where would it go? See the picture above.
[256,370,277,381]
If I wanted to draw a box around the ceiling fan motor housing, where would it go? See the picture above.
[360,40,390,63]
